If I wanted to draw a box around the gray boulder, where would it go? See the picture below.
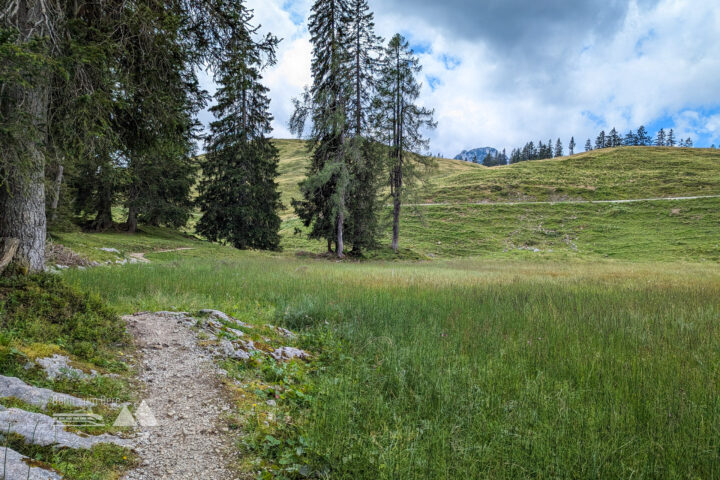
[0,408,131,449]
[0,446,63,479]
[0,375,93,409]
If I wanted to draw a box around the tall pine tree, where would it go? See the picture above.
[656,128,666,147]
[569,137,576,155]
[196,4,282,251]
[373,34,436,253]
[291,0,352,257]
[667,129,676,146]
[636,125,651,146]
[342,0,384,255]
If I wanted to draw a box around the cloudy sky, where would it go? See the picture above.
[200,0,720,157]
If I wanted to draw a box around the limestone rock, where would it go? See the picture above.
[270,347,310,361]
[0,446,62,479]
[0,375,93,409]
[36,355,96,381]
[0,408,131,449]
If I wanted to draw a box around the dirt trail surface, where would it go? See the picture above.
[123,312,239,480]
[405,194,720,207]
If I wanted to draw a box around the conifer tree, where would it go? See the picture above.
[685,137,693,147]
[554,138,563,158]
[569,137,576,155]
[373,34,436,253]
[623,130,637,146]
[291,0,352,258]
[196,4,282,251]
[595,131,606,149]
[667,129,676,147]
[608,128,621,147]
[656,128,666,147]
[342,0,383,254]
[636,125,651,146]
[585,139,593,152]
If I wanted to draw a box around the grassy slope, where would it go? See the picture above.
[273,141,720,261]
[275,140,720,205]
[52,141,720,263]
[274,139,480,213]
[63,254,720,479]
[423,146,720,203]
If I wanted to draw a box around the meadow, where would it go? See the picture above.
[47,144,720,478]
[60,252,720,479]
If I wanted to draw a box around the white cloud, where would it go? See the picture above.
[200,0,720,155]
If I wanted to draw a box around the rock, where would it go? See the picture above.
[0,446,63,479]
[154,311,190,318]
[270,347,310,361]
[265,400,276,407]
[198,310,253,329]
[267,325,297,339]
[0,408,131,449]
[36,355,96,381]
[218,340,250,361]
[198,309,231,322]
[0,375,94,409]
[99,247,120,254]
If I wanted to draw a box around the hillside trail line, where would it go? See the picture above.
[122,312,239,479]
[404,194,720,207]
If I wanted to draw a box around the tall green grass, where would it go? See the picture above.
[64,256,720,478]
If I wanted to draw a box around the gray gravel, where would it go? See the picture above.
[122,312,240,480]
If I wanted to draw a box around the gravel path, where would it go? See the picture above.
[122,312,239,480]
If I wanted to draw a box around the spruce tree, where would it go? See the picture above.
[373,34,436,253]
[342,0,383,255]
[656,128,666,147]
[291,0,352,258]
[569,137,576,155]
[554,139,563,157]
[667,129,676,147]
[636,125,651,146]
[608,128,621,147]
[196,4,282,251]
[595,131,606,149]
[685,137,693,147]
[585,139,593,152]
[623,130,637,146]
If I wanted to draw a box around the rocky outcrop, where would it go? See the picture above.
[0,446,62,479]
[0,408,131,449]
[0,375,93,409]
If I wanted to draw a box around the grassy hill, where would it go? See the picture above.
[273,140,720,261]
[275,140,720,205]
[274,139,480,213]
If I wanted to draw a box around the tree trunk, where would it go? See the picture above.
[336,204,344,259]
[0,1,50,273]
[327,238,334,254]
[0,159,46,272]
[50,165,64,223]
[92,188,114,231]
[392,195,401,253]
[127,206,138,234]
[0,238,20,274]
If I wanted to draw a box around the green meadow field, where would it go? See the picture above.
[50,143,720,478]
